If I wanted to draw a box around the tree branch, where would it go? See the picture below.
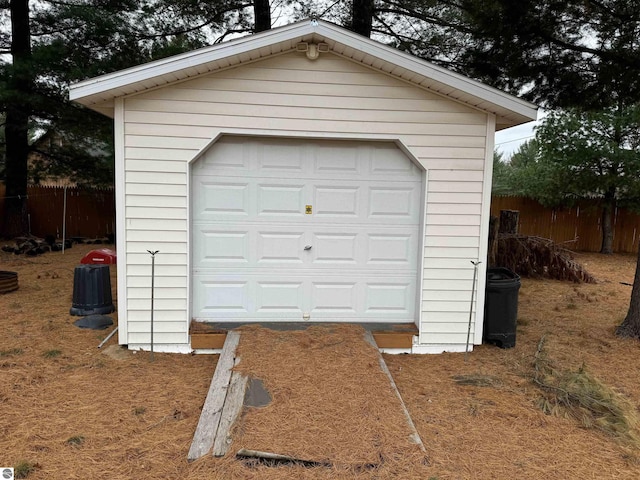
[214,28,252,44]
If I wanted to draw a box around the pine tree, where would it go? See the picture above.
[0,0,273,238]
[2,0,31,237]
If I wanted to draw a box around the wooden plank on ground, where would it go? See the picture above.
[212,358,249,457]
[187,331,241,461]
[364,331,426,452]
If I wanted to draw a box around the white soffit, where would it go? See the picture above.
[69,19,537,128]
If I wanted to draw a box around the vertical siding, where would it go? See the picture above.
[121,51,488,350]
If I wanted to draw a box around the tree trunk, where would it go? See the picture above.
[2,0,32,239]
[600,189,615,254]
[351,0,374,37]
[487,215,499,267]
[253,0,271,32]
[498,210,519,235]
[616,242,640,338]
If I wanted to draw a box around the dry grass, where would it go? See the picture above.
[2,245,640,478]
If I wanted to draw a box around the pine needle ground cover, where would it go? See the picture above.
[1,246,640,478]
[231,325,427,473]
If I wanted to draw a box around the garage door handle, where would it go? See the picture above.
[304,245,312,250]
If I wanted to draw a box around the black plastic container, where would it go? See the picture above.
[483,267,520,348]
[70,265,115,316]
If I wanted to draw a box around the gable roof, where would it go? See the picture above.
[69,19,537,130]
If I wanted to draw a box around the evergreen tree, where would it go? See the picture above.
[506,107,640,254]
[0,0,273,237]
[491,150,511,196]
[459,0,640,109]
[2,0,31,237]
[294,1,640,111]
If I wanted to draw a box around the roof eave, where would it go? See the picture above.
[69,19,538,126]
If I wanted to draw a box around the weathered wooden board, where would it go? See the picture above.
[364,331,426,452]
[212,359,248,457]
[187,331,241,461]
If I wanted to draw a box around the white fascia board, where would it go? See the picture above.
[315,22,538,122]
[69,19,537,124]
[69,21,316,103]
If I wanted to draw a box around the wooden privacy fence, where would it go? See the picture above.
[491,196,640,253]
[0,185,115,239]
[2,187,638,252]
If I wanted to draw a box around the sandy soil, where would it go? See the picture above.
[1,245,640,479]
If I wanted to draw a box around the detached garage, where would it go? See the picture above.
[70,19,537,353]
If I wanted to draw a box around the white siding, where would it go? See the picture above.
[421,169,485,346]
[121,51,488,351]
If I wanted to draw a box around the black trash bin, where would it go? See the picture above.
[484,267,520,348]
[70,265,115,316]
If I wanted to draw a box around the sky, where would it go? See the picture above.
[494,109,548,158]
[494,121,537,158]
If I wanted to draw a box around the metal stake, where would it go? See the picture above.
[148,250,159,361]
[465,260,482,362]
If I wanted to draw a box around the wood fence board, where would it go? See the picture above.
[2,186,639,253]
[0,185,115,238]
[491,196,640,253]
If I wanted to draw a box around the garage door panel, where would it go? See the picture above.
[193,275,306,320]
[257,184,306,216]
[367,233,413,265]
[365,283,414,313]
[314,186,360,217]
[311,233,358,264]
[195,226,420,270]
[369,187,418,220]
[256,282,303,312]
[197,181,250,216]
[197,229,250,264]
[198,142,248,171]
[313,145,360,174]
[371,147,419,176]
[257,231,305,264]
[258,142,306,171]
[196,281,249,313]
[311,282,357,313]
[192,275,417,321]
[192,137,422,323]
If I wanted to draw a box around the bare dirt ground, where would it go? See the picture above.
[1,245,640,479]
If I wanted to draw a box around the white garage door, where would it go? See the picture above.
[191,137,423,323]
